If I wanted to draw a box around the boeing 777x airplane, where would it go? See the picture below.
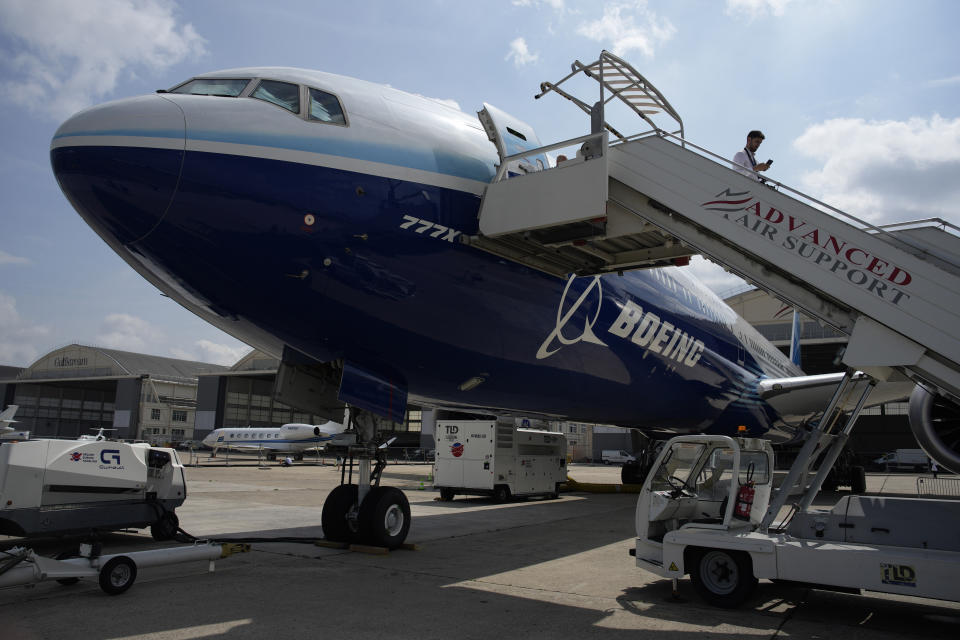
[51,56,950,548]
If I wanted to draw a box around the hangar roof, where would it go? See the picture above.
[13,343,227,383]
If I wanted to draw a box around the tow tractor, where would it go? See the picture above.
[633,430,960,606]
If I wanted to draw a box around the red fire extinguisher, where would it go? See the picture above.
[734,462,756,520]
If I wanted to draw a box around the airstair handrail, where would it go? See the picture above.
[492,131,606,182]
[877,218,960,235]
[536,50,684,143]
[622,129,959,262]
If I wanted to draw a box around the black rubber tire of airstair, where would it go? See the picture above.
[689,547,758,608]
[851,465,867,494]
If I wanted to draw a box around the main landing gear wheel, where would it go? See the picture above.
[322,484,360,543]
[689,548,757,608]
[99,556,137,595]
[151,511,179,541]
[359,486,411,549]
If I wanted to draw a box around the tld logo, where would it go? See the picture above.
[445,425,459,435]
[100,449,121,465]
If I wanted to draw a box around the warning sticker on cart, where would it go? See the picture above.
[451,442,464,458]
[881,563,916,587]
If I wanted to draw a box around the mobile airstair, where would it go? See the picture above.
[468,51,960,406]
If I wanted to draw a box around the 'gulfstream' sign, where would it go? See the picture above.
[54,357,89,367]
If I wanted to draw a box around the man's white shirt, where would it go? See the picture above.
[733,148,760,181]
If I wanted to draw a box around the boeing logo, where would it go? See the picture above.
[536,275,607,359]
[538,275,705,368]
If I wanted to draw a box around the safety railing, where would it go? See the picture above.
[492,131,606,183]
[612,128,960,264]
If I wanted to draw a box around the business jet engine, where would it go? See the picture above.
[908,385,960,474]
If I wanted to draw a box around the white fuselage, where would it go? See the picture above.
[201,422,344,454]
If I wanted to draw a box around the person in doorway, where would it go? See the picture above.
[733,130,772,180]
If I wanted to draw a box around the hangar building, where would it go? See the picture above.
[0,344,225,443]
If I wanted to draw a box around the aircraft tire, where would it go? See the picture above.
[322,484,359,543]
[359,486,410,549]
[689,547,757,608]
[99,556,137,595]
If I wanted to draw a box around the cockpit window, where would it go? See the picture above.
[308,88,346,125]
[170,78,250,97]
[252,80,300,114]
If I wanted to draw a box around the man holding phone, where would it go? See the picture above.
[733,130,772,180]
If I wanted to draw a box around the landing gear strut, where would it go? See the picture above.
[320,407,411,549]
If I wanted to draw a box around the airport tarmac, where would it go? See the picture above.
[2,460,958,639]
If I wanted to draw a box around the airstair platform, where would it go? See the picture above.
[467,51,960,402]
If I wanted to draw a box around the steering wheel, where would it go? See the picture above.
[667,475,694,498]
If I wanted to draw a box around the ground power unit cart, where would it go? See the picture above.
[434,420,567,501]
[0,439,186,540]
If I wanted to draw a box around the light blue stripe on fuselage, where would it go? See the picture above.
[54,128,497,184]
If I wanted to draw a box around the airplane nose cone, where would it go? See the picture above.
[50,94,186,245]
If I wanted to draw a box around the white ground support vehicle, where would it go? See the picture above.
[874,448,930,471]
[434,420,567,502]
[602,449,637,465]
[0,439,186,540]
[633,434,960,607]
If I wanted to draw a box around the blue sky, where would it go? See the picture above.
[1,0,958,367]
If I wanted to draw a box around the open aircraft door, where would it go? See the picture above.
[478,103,550,176]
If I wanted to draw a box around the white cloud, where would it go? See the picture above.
[0,291,50,365]
[576,1,676,58]
[0,250,30,266]
[793,115,960,225]
[0,0,206,121]
[505,37,539,67]
[95,313,248,363]
[171,340,250,366]
[512,0,565,10]
[725,0,793,19]
[95,312,166,353]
